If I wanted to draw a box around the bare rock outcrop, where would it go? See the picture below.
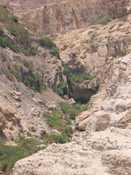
[7,0,129,35]
[0,46,64,140]
[12,29,131,175]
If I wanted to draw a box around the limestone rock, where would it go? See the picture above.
[7,0,129,35]
[102,150,131,175]
[13,52,131,175]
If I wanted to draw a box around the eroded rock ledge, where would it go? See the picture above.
[12,25,131,175]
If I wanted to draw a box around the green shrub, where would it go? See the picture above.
[0,35,19,52]
[9,15,18,23]
[0,36,9,48]
[70,73,95,83]
[46,102,86,144]
[63,65,95,83]
[0,138,42,172]
[50,47,60,58]
[16,137,43,154]
[11,64,46,92]
[47,111,66,131]
[43,132,69,144]
[39,36,56,49]
[60,102,87,120]
[0,5,37,55]
[39,36,60,58]
[56,81,68,96]
[22,71,44,92]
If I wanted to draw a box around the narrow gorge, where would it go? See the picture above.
[0,0,131,175]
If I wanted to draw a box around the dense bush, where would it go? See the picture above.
[22,71,44,92]
[50,47,60,58]
[63,65,95,83]
[56,81,68,96]
[0,35,19,52]
[47,102,86,143]
[47,111,66,131]
[0,5,37,55]
[43,132,69,144]
[39,36,56,48]
[0,138,42,172]
[60,102,87,120]
[11,63,46,92]
[39,36,60,58]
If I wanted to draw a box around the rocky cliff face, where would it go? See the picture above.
[0,47,65,141]
[1,1,131,175]
[7,0,129,35]
[13,18,131,175]
[0,3,98,143]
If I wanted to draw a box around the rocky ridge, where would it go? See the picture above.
[0,1,131,175]
[12,16,131,175]
[0,46,64,140]
[6,0,129,35]
[0,4,98,143]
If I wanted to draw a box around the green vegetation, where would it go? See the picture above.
[70,73,95,82]
[0,137,43,172]
[0,6,37,55]
[60,102,87,120]
[56,81,68,96]
[47,102,86,143]
[63,65,95,83]
[39,36,56,48]
[39,36,60,58]
[47,111,66,131]
[0,35,19,52]
[0,6,60,57]
[50,47,60,58]
[43,132,69,144]
[0,101,86,172]
[22,71,44,92]
[11,62,46,92]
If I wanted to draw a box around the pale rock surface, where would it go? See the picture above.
[6,0,129,35]
[13,53,131,174]
[0,47,64,140]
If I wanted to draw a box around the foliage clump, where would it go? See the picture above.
[39,36,60,58]
[63,65,95,83]
[0,138,43,172]
[46,102,86,144]
[11,62,46,92]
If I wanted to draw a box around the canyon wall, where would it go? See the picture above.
[7,0,129,35]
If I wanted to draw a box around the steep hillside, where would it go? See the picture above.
[6,0,129,35]
[13,18,131,175]
[0,4,98,173]
[0,0,131,175]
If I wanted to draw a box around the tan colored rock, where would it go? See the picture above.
[13,52,131,175]
[102,150,131,175]
[7,0,129,35]
[0,46,65,140]
[117,108,131,128]
[0,103,16,119]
